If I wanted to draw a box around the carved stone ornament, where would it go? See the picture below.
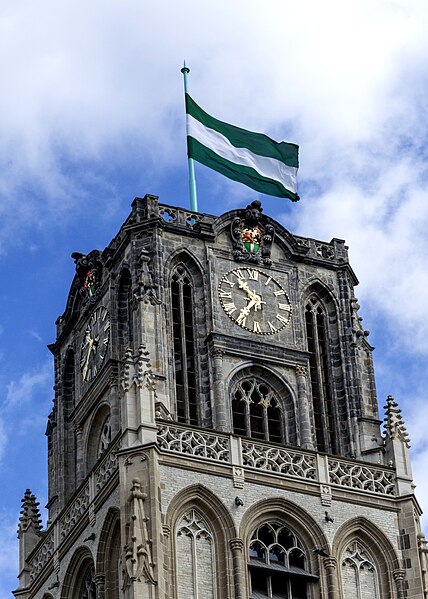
[231,200,275,266]
[134,247,161,305]
[122,478,157,589]
[71,250,103,305]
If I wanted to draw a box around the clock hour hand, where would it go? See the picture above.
[82,337,94,379]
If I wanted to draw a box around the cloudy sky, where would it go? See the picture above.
[1,0,428,595]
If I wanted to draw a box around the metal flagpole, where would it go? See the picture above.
[181,61,198,213]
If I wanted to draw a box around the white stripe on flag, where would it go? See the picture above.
[187,115,297,192]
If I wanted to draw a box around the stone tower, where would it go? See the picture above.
[14,195,427,598]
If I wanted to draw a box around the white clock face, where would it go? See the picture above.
[218,268,292,335]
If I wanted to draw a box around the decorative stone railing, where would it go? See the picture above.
[27,437,120,582]
[241,441,317,480]
[328,458,396,496]
[29,528,55,582]
[156,424,396,496]
[157,424,230,462]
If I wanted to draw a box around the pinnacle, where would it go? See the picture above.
[383,395,411,447]
[18,489,42,536]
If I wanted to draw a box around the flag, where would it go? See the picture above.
[185,93,299,201]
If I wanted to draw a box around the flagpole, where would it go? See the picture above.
[181,61,198,213]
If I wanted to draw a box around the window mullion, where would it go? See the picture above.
[178,282,190,423]
[313,308,329,452]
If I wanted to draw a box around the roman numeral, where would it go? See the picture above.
[253,321,262,334]
[268,321,278,333]
[234,269,245,280]
[276,313,288,325]
[236,313,247,326]
[274,289,286,296]
[278,303,291,311]
[223,277,235,287]
[264,276,272,286]
[223,302,237,315]
[247,269,259,280]
[219,290,232,298]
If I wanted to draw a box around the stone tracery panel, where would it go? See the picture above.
[157,425,229,461]
[328,459,396,495]
[242,440,317,479]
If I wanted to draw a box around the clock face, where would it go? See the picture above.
[218,267,292,335]
[80,306,111,382]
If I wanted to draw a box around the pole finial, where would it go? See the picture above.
[181,60,190,75]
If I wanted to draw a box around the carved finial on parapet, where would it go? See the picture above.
[384,395,411,448]
[122,478,157,590]
[18,489,42,537]
[121,347,135,392]
[137,345,156,396]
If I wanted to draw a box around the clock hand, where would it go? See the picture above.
[238,278,264,306]
[82,337,94,379]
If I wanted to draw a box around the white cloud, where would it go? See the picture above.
[0,362,52,462]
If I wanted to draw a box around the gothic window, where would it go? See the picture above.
[63,349,76,410]
[79,565,97,599]
[340,541,380,599]
[97,414,112,459]
[248,521,317,598]
[171,265,198,425]
[305,295,337,453]
[176,509,216,599]
[232,378,284,443]
[118,268,133,351]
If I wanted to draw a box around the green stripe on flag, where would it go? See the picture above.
[186,93,299,168]
[188,137,300,201]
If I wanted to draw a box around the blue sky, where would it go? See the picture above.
[1,0,428,596]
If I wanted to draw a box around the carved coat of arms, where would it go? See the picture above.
[231,200,275,266]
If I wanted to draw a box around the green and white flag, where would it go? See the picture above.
[185,93,299,201]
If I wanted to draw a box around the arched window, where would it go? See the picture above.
[171,264,198,425]
[97,413,112,459]
[341,540,380,599]
[248,521,317,598]
[305,295,337,453]
[63,349,75,410]
[232,378,284,443]
[79,565,97,599]
[176,509,216,599]
[118,268,133,351]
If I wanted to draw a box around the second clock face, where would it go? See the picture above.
[218,267,292,335]
[80,306,111,382]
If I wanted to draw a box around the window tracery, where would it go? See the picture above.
[79,565,97,599]
[340,541,379,599]
[305,295,337,453]
[232,378,283,443]
[171,265,198,425]
[248,521,316,598]
[176,509,216,599]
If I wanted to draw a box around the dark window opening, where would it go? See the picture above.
[171,267,198,425]
[231,378,284,443]
[305,297,337,453]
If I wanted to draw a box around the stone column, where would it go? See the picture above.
[296,366,315,450]
[74,423,85,484]
[94,573,106,599]
[323,556,339,599]
[211,349,228,432]
[393,569,406,599]
[230,538,246,599]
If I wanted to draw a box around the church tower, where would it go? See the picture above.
[14,195,427,598]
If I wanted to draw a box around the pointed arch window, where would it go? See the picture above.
[248,521,317,598]
[232,378,284,443]
[305,296,337,453]
[118,268,133,351]
[171,265,198,425]
[341,541,380,599]
[176,509,216,599]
